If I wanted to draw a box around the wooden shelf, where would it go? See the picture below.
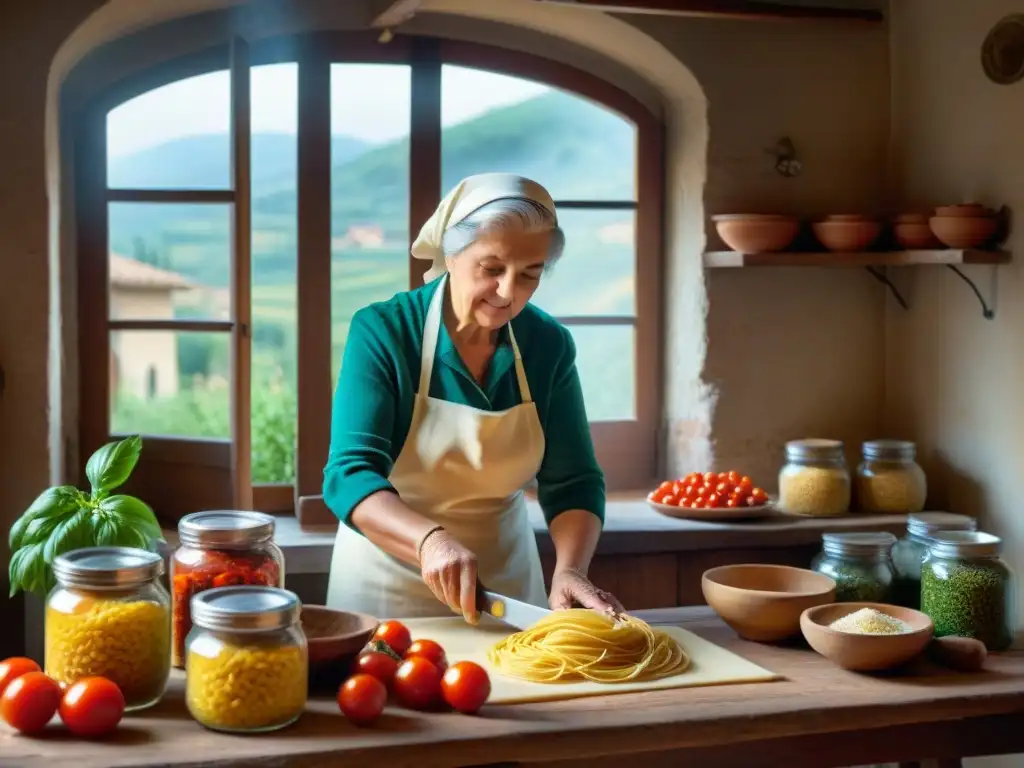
[703,249,1010,268]
[530,1,883,23]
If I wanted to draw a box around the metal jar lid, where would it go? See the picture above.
[191,586,300,632]
[928,530,1002,559]
[907,512,977,540]
[862,439,917,461]
[178,510,275,550]
[53,546,164,589]
[785,438,846,463]
[822,531,897,558]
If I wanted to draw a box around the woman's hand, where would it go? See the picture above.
[418,528,479,623]
[549,567,625,616]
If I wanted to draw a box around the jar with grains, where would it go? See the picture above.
[812,532,896,603]
[171,511,284,668]
[891,512,977,609]
[778,439,851,517]
[186,585,308,733]
[855,440,928,514]
[46,547,171,711]
[921,531,1014,651]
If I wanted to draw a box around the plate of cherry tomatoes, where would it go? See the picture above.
[647,471,775,521]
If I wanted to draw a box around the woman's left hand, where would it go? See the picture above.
[549,567,625,615]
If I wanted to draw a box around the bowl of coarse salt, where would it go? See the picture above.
[800,602,934,671]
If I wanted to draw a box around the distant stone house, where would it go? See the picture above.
[109,253,194,401]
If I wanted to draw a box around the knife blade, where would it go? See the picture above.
[476,585,551,630]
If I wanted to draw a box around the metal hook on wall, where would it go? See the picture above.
[767,137,802,178]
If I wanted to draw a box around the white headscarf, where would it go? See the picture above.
[411,173,557,283]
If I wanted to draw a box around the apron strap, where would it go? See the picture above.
[419,273,534,404]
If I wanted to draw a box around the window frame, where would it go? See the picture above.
[75,31,664,523]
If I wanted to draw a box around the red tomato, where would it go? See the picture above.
[727,471,741,483]
[706,493,721,507]
[373,620,412,657]
[726,498,739,508]
[0,657,41,697]
[692,495,705,508]
[58,677,124,738]
[745,496,759,507]
[657,480,673,492]
[661,494,679,506]
[441,661,491,714]
[338,673,387,726]
[752,487,769,503]
[405,639,447,671]
[354,652,400,687]
[393,657,442,710]
[1,671,61,734]
[675,496,688,507]
[650,489,669,503]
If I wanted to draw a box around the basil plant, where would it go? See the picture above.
[8,435,162,598]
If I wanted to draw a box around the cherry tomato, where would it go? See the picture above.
[393,656,442,710]
[1,671,62,734]
[707,493,721,507]
[405,639,447,671]
[727,470,741,483]
[752,487,769,503]
[692,495,705,508]
[338,673,387,726]
[714,482,730,495]
[657,480,673,492]
[0,657,41,697]
[661,494,679,506]
[726,498,739,508]
[650,489,669,503]
[441,661,491,714]
[58,677,124,738]
[354,651,400,687]
[745,495,759,507]
[675,496,688,507]
[373,620,412,657]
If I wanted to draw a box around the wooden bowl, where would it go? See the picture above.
[702,564,836,642]
[811,219,883,252]
[929,215,998,248]
[301,605,378,665]
[892,214,941,249]
[800,602,933,671]
[712,214,801,254]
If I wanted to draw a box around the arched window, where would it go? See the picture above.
[76,33,663,522]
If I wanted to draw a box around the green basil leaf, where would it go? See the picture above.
[43,508,95,565]
[94,517,122,547]
[85,435,142,494]
[9,486,81,550]
[8,543,42,598]
[98,495,161,542]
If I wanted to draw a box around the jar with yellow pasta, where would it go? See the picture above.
[46,547,171,711]
[778,438,851,517]
[186,585,308,733]
[855,439,928,514]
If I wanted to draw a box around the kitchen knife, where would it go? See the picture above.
[476,585,551,630]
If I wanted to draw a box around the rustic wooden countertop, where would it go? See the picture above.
[6,607,1024,768]
[170,498,911,574]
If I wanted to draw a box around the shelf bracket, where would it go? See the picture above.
[945,265,996,320]
[865,266,909,310]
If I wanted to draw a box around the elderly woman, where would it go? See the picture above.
[323,173,622,622]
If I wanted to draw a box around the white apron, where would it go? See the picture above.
[325,275,548,618]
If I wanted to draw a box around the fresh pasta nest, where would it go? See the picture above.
[488,609,691,683]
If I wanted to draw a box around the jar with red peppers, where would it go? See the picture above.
[171,511,284,668]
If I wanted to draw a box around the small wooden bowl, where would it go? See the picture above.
[811,219,883,252]
[702,564,836,642]
[301,605,378,665]
[712,214,801,254]
[929,215,998,248]
[800,602,934,671]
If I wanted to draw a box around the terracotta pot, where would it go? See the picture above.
[928,215,998,248]
[893,221,941,249]
[934,203,995,218]
[712,214,801,254]
[811,219,883,252]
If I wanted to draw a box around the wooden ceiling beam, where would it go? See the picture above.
[529,0,883,22]
[370,0,424,29]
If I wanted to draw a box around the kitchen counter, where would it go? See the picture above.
[7,606,1024,768]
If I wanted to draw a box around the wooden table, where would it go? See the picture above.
[4,607,1024,768]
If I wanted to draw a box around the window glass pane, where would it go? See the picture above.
[440,65,636,201]
[108,202,230,321]
[107,71,231,189]
[251,63,298,484]
[330,64,411,382]
[567,325,635,421]
[530,208,635,317]
[110,330,230,438]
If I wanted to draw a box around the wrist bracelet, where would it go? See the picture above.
[416,525,445,561]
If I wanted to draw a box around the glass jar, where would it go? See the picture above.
[185,585,308,733]
[811,532,896,603]
[46,547,171,711]
[171,511,285,668]
[921,531,1014,651]
[855,440,928,514]
[778,439,851,517]
[891,512,977,609]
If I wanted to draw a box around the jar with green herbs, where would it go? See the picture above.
[855,440,928,514]
[921,531,1014,651]
[778,439,851,517]
[891,512,977,609]
[811,532,896,603]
